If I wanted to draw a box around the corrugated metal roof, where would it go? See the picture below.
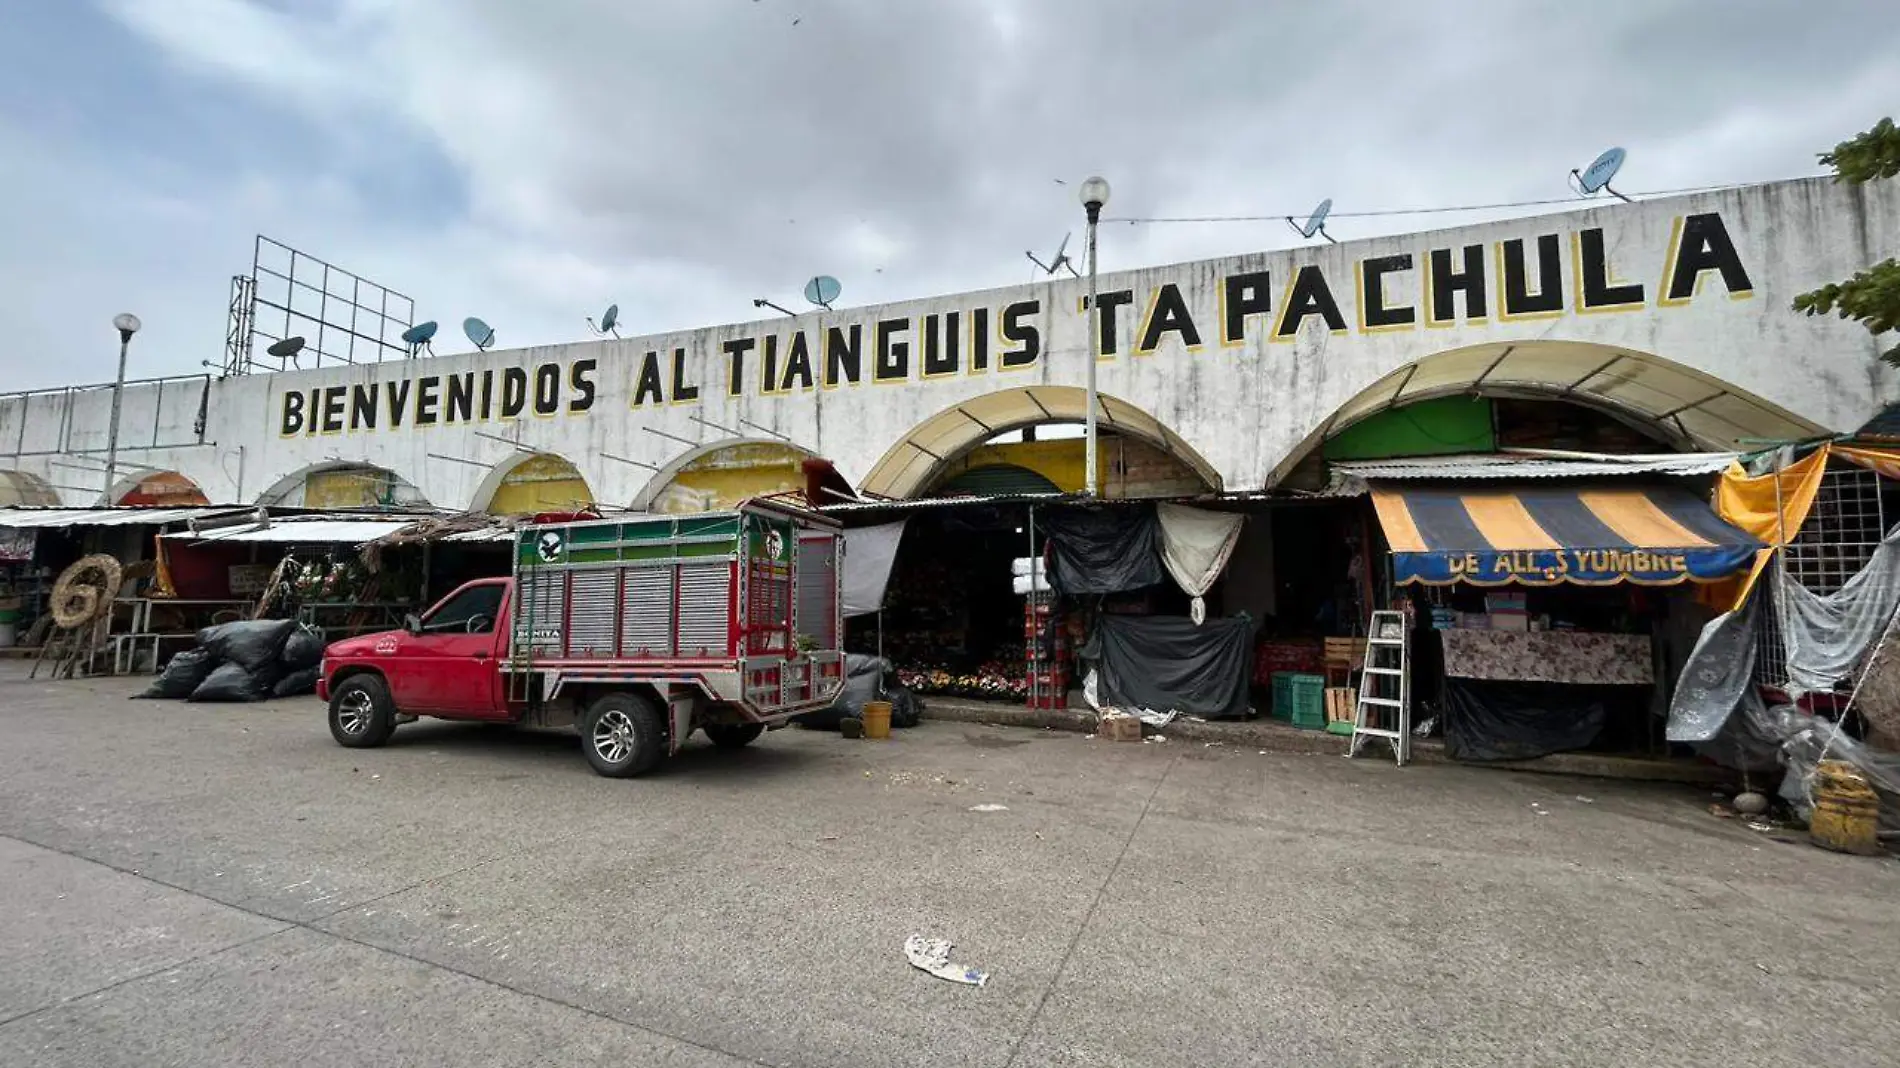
[0,506,249,529]
[168,516,417,544]
[821,492,1072,514]
[1333,452,1737,482]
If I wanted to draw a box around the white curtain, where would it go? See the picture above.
[1156,504,1245,621]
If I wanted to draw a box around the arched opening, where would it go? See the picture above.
[479,452,594,516]
[1269,340,1827,487]
[636,439,849,514]
[114,470,210,507]
[257,462,430,510]
[860,387,1221,500]
[0,470,61,507]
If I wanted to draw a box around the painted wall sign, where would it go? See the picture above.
[275,213,1755,440]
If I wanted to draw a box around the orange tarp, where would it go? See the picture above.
[1701,445,1831,610]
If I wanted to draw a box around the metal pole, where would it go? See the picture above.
[102,331,132,501]
[1084,213,1100,497]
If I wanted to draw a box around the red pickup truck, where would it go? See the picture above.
[317,500,845,777]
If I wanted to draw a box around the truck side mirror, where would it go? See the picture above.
[404,613,421,634]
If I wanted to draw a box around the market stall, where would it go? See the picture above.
[1368,479,1762,760]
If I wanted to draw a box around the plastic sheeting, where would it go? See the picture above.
[841,521,907,617]
[1155,504,1245,621]
[1666,592,1764,743]
[794,654,924,729]
[1774,525,1900,694]
[1043,507,1163,595]
[1080,614,1253,720]
[1442,679,1610,761]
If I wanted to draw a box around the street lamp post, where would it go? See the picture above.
[1078,176,1110,497]
[103,313,141,502]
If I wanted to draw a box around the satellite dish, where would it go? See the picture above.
[1286,198,1337,244]
[463,316,495,350]
[1573,147,1631,202]
[401,320,438,356]
[266,336,306,360]
[1026,234,1079,278]
[600,303,619,334]
[803,275,842,309]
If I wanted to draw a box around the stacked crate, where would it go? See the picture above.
[1025,593,1068,709]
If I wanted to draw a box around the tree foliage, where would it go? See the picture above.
[1793,118,1900,364]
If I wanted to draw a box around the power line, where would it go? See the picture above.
[1103,179,1813,226]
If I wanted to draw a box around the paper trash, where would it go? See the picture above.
[905,935,989,987]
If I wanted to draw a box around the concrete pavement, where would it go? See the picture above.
[1,663,1895,1067]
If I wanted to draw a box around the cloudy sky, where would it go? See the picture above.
[0,0,1893,389]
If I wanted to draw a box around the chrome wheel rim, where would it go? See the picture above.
[336,690,375,735]
[593,709,635,764]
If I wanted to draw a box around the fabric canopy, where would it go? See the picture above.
[1155,504,1245,613]
[1369,483,1762,586]
[841,520,907,617]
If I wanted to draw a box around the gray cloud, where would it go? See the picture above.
[2,0,1893,389]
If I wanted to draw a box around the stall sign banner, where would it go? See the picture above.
[0,527,32,562]
[229,564,273,596]
[1371,484,1762,587]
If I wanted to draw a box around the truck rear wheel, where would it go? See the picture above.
[704,723,764,749]
[329,675,396,748]
[581,692,664,778]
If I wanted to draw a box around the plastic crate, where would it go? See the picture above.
[1272,671,1327,729]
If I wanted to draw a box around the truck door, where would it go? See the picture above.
[388,581,508,718]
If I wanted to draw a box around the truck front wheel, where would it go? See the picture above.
[581,692,664,778]
[704,723,764,749]
[329,675,396,748]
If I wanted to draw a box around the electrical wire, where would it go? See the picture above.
[1103,179,1813,226]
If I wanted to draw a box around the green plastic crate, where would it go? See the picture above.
[1273,672,1327,729]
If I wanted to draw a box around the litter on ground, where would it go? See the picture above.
[904,935,988,987]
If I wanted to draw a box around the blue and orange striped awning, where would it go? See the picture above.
[1369,484,1763,586]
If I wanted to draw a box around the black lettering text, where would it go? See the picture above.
[782,332,814,391]
[533,364,560,415]
[1577,229,1645,310]
[875,318,910,382]
[567,359,597,413]
[446,372,475,423]
[499,368,526,418]
[320,386,346,433]
[723,337,754,397]
[1429,244,1488,323]
[1360,255,1416,329]
[1087,289,1135,355]
[825,325,861,386]
[414,376,440,426]
[1274,265,1347,338]
[1501,234,1563,317]
[969,308,990,371]
[279,391,304,436]
[1222,270,1272,344]
[479,370,494,420]
[633,351,665,407]
[386,380,413,427]
[1666,213,1753,302]
[350,384,378,430]
[1001,300,1041,369]
[668,348,699,402]
[1137,283,1203,352]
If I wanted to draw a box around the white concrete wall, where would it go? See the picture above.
[5,176,1896,507]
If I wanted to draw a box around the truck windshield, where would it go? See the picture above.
[421,584,505,634]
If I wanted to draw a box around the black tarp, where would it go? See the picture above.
[795,655,924,730]
[1043,506,1163,595]
[1441,679,1612,761]
[1082,614,1253,720]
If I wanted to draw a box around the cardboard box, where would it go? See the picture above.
[1488,612,1530,633]
[1097,713,1142,742]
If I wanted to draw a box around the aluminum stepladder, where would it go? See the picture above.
[1348,609,1411,766]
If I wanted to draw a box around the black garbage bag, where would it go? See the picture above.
[188,661,274,703]
[197,619,299,674]
[135,648,218,700]
[272,665,321,698]
[281,626,325,670]
[890,686,925,728]
[797,654,924,729]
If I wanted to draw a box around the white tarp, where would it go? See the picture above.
[842,520,907,617]
[1156,503,1245,621]
[1775,525,1900,695]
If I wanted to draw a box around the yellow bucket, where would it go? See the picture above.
[861,700,892,740]
[1810,760,1882,856]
